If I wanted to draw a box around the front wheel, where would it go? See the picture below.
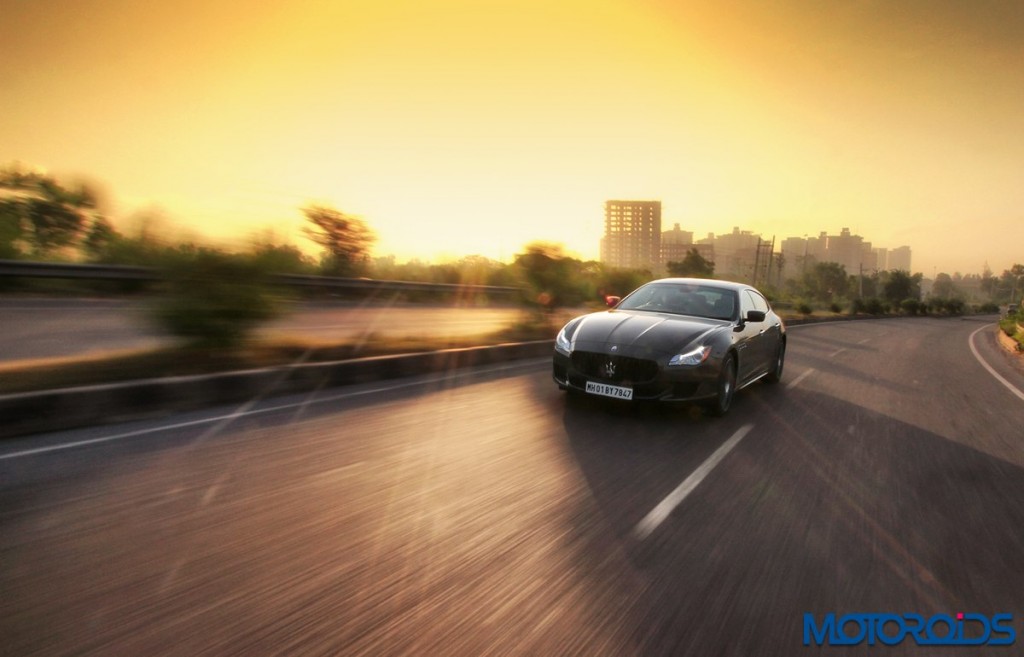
[706,353,737,416]
[765,340,785,384]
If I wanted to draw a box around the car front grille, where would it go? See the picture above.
[570,351,659,383]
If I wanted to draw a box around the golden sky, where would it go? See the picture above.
[3,0,1022,274]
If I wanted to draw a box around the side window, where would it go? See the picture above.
[747,291,770,313]
[739,290,756,316]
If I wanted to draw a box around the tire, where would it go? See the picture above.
[707,353,737,416]
[765,340,785,384]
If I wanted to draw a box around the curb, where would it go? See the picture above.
[0,340,555,439]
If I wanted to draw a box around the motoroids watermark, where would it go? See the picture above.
[804,612,1016,647]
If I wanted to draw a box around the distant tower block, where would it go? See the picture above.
[600,200,661,269]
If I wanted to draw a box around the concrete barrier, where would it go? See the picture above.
[0,341,555,439]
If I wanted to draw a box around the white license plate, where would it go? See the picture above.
[585,381,634,400]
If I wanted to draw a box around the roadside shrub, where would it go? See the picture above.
[864,297,885,315]
[928,297,966,316]
[977,302,999,314]
[797,301,813,316]
[829,302,842,314]
[152,250,282,349]
[900,298,921,315]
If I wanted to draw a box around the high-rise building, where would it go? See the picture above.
[873,247,889,271]
[778,230,912,281]
[709,227,762,280]
[660,223,694,266]
[825,227,863,274]
[600,200,661,269]
[888,246,912,272]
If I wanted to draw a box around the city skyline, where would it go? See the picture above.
[600,207,918,284]
[3,1,1022,276]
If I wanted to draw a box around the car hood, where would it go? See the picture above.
[571,310,725,354]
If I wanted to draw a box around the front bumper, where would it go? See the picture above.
[552,349,720,402]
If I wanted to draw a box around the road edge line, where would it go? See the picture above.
[969,326,1024,403]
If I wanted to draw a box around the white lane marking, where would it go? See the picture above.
[858,338,871,344]
[969,326,1024,403]
[786,368,815,390]
[633,424,755,540]
[0,359,548,460]
[829,348,847,358]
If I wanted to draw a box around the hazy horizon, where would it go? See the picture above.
[3,0,1022,275]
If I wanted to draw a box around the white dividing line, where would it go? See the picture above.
[969,326,1024,403]
[786,368,815,390]
[633,424,754,541]
[0,359,548,461]
[829,348,847,358]
[858,338,871,345]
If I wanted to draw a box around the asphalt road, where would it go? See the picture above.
[0,298,528,363]
[2,317,1023,656]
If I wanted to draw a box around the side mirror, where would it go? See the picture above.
[745,310,766,323]
[605,295,621,308]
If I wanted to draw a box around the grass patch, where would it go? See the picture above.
[999,316,1024,352]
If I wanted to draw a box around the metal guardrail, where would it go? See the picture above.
[0,259,522,295]
[0,259,156,280]
[274,273,520,294]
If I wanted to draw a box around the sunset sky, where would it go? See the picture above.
[3,0,1022,275]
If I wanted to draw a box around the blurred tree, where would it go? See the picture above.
[666,249,715,279]
[0,164,97,256]
[882,270,923,305]
[0,204,23,258]
[484,260,520,288]
[595,264,651,298]
[301,205,375,276]
[82,217,121,261]
[931,272,958,299]
[153,249,281,349]
[802,262,849,303]
[860,271,880,299]
[513,242,587,310]
[249,241,317,275]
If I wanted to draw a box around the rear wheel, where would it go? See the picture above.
[765,340,785,384]
[706,353,737,416]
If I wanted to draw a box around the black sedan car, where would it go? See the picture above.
[553,278,785,415]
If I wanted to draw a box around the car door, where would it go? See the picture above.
[734,290,766,384]
[747,290,781,374]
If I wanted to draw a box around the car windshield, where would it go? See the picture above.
[618,283,737,320]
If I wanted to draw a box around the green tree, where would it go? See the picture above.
[666,248,715,279]
[249,241,317,275]
[596,264,651,299]
[882,270,922,306]
[302,205,375,276]
[0,203,23,258]
[82,216,121,261]
[153,249,281,349]
[802,262,849,303]
[1000,264,1024,305]
[931,272,958,299]
[513,242,587,310]
[0,165,97,256]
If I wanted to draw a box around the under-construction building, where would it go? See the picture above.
[600,200,662,270]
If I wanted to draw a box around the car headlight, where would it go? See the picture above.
[555,325,573,355]
[668,345,711,367]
